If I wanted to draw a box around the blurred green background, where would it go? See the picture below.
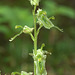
[0,0,75,75]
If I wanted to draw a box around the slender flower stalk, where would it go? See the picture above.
[33,5,37,55]
[9,0,63,75]
[33,5,37,75]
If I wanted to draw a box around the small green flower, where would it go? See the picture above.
[23,26,34,34]
[36,9,54,29]
[33,49,47,75]
[37,9,47,17]
[9,25,34,42]
[29,0,40,6]
[36,9,63,32]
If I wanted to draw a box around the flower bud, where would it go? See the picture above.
[37,9,47,16]
[29,0,40,6]
[23,25,34,34]
[15,25,23,29]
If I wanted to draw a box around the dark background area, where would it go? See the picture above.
[0,0,75,75]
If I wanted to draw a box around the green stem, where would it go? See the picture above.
[29,33,34,41]
[37,25,43,36]
[33,5,37,54]
[33,5,37,75]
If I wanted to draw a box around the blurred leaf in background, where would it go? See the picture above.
[0,3,34,73]
[0,6,33,37]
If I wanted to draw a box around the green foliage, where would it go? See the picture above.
[43,1,75,19]
[0,6,33,37]
[0,25,9,35]
[9,0,63,75]
[58,6,75,19]
[0,0,75,75]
